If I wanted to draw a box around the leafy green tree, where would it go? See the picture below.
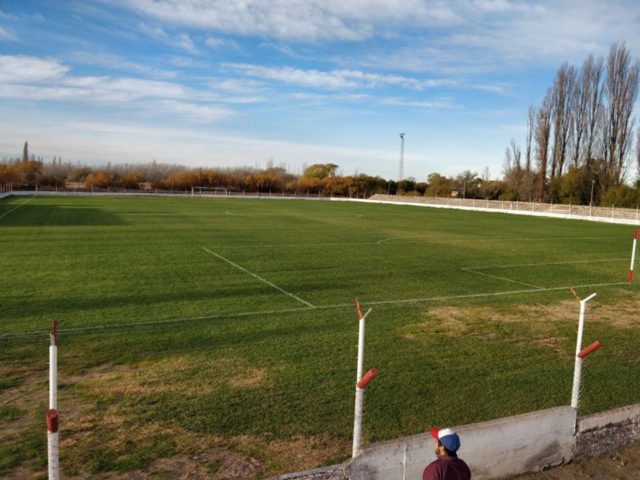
[425,173,452,197]
[558,166,589,204]
[302,163,339,179]
[601,184,639,207]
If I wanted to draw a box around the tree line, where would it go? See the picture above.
[502,42,640,207]
[0,147,402,198]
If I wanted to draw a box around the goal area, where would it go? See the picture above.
[191,186,228,197]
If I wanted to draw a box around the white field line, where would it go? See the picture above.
[358,281,629,307]
[211,234,621,250]
[0,281,628,339]
[201,246,315,307]
[461,267,544,289]
[376,234,621,246]
[466,257,628,270]
[0,197,31,220]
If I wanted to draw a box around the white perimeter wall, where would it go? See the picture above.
[332,196,640,227]
[347,406,576,480]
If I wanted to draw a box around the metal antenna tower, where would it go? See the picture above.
[398,133,405,182]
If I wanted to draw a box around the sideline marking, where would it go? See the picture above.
[461,267,544,289]
[0,281,627,339]
[0,197,31,220]
[359,281,628,307]
[202,246,315,308]
[465,257,628,270]
[376,234,620,246]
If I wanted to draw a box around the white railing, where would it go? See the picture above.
[368,194,640,226]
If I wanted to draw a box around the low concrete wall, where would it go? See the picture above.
[358,195,640,226]
[347,406,576,480]
[0,192,11,200]
[576,403,640,457]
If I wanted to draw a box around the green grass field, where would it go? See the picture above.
[1,195,639,478]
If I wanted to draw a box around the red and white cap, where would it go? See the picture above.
[431,427,461,452]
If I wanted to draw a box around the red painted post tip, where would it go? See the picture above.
[51,320,58,345]
[357,368,379,389]
[634,230,639,240]
[46,409,59,433]
[354,298,363,320]
[629,270,635,283]
[578,340,602,359]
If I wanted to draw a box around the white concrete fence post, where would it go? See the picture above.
[629,230,639,283]
[570,291,599,412]
[352,299,378,458]
[48,320,60,480]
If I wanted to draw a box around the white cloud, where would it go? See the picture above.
[0,55,232,122]
[286,1,640,76]
[119,0,461,41]
[175,33,198,54]
[70,52,178,79]
[0,25,16,40]
[208,78,265,94]
[204,36,240,51]
[138,22,199,54]
[228,63,456,90]
[286,91,455,109]
[155,100,232,121]
[0,55,69,83]
[381,97,459,109]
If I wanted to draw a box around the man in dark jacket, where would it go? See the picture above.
[423,427,471,480]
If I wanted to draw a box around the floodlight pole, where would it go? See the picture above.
[398,133,405,183]
[352,299,378,458]
[48,320,60,480]
[571,292,597,410]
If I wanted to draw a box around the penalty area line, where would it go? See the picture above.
[0,197,31,220]
[465,257,629,270]
[0,281,629,339]
[356,281,629,307]
[460,267,544,290]
[201,246,315,308]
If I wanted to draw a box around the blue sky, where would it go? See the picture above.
[0,1,638,180]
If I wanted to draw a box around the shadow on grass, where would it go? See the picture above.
[0,204,125,226]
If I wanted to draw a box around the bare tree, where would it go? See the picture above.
[637,126,640,178]
[604,42,640,186]
[535,90,553,201]
[525,104,535,172]
[503,139,523,199]
[570,59,592,167]
[582,55,604,167]
[550,63,577,179]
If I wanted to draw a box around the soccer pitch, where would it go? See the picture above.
[1,195,639,478]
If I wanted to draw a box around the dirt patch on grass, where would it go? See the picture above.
[589,297,640,329]
[402,306,475,339]
[0,366,47,440]
[401,305,498,341]
[228,367,267,389]
[147,448,261,480]
[231,433,350,478]
[91,437,261,480]
[510,296,640,330]
[2,466,44,480]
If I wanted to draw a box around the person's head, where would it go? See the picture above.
[430,427,461,457]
